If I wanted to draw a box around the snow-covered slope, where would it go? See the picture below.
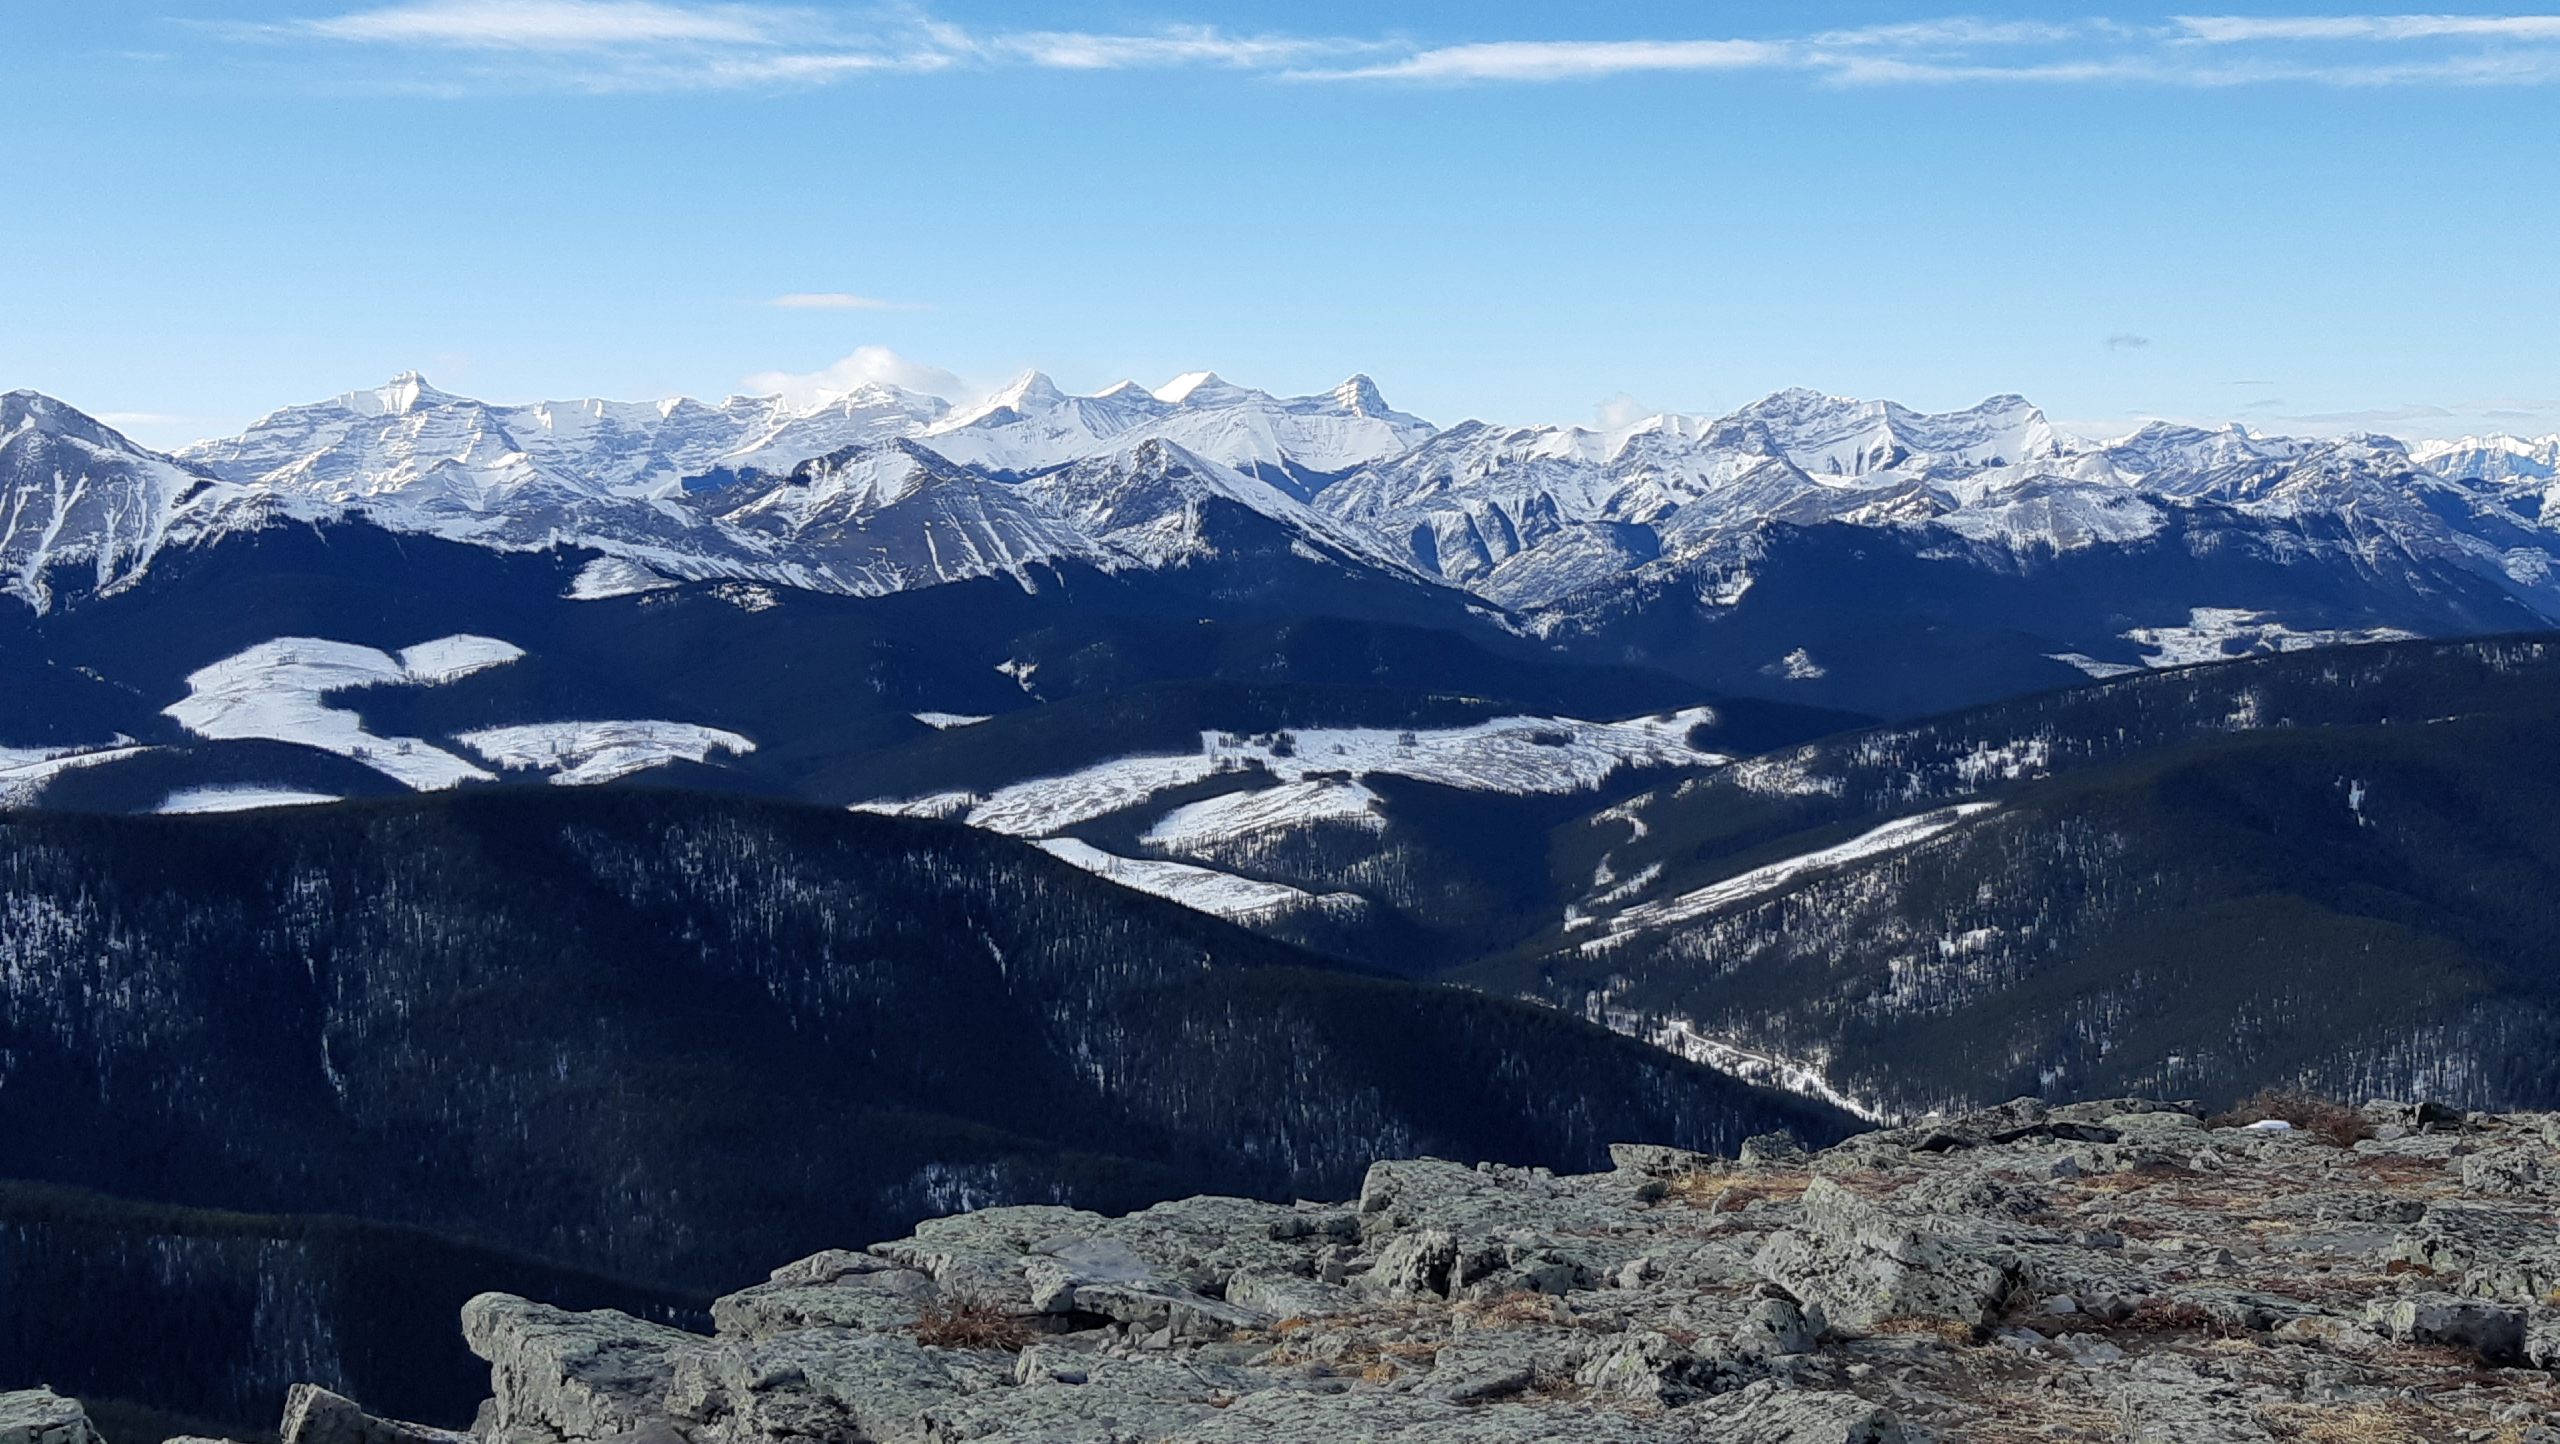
[853,708,1728,928]
[162,634,526,791]
[855,710,1724,841]
[702,440,1115,594]
[1,391,272,611]
[151,370,1440,598]
[1015,437,1418,574]
[2414,433,2560,485]
[1320,389,2560,647]
[21,372,2560,717]
[181,373,945,504]
[918,370,1433,490]
[1314,392,2065,606]
[1733,389,2061,479]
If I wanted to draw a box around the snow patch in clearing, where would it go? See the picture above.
[967,756,1221,836]
[710,582,780,612]
[1143,780,1384,851]
[1651,1017,1892,1123]
[1952,737,2049,786]
[1724,757,1844,799]
[1765,648,1826,681]
[850,793,976,822]
[2048,652,2144,680]
[2122,608,2417,670]
[455,720,754,786]
[1035,838,1357,922]
[858,707,1726,841]
[0,739,152,806]
[163,636,525,791]
[1581,803,1999,953]
[1204,707,1723,795]
[567,556,678,600]
[157,786,343,815]
[395,636,527,685]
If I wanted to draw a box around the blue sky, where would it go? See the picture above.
[6,2,2558,448]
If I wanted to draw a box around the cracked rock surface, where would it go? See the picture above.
[58,1096,2560,1443]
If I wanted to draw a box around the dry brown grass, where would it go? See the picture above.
[1667,1167,1816,1213]
[1459,1289,1572,1328]
[2107,1295,2244,1340]
[2209,1089,2374,1148]
[1955,1391,2125,1444]
[2261,1402,2427,1443]
[909,1294,1033,1352]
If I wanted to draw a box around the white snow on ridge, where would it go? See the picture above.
[965,755,1222,837]
[396,635,528,685]
[157,785,343,815]
[1205,707,1725,794]
[567,556,678,600]
[1035,838,1357,922]
[2124,607,2418,669]
[1649,1017,1891,1124]
[2048,652,2144,680]
[455,721,755,786]
[1580,802,2000,954]
[849,793,975,822]
[859,707,1728,842]
[163,634,525,791]
[1143,779,1385,851]
[0,739,151,805]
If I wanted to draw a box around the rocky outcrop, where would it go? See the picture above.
[279,1386,471,1444]
[0,1392,100,1444]
[53,1096,2560,1443]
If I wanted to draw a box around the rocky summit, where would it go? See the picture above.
[22,1095,2560,1444]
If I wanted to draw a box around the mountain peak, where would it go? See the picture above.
[1,390,128,449]
[936,371,1067,432]
[339,372,451,418]
[992,370,1065,409]
[1330,374,1391,416]
[1154,371,1230,404]
[2,389,61,433]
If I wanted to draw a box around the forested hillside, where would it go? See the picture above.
[1481,635,2560,1118]
[0,790,1848,1430]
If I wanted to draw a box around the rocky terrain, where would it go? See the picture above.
[22,1094,2560,1444]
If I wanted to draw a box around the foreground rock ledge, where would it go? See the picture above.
[27,1096,2560,1443]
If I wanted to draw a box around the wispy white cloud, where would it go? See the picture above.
[300,0,792,49]
[2106,334,2153,351]
[743,346,967,406]
[1301,39,1791,84]
[1811,19,2120,48]
[990,27,1381,71]
[2175,14,2560,43]
[766,293,928,312]
[239,3,2560,93]
[1593,393,1658,430]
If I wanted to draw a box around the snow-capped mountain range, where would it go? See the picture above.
[13,367,2560,701]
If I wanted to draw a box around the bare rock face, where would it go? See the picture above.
[278,1386,471,1444]
[213,1097,2560,1442]
[461,1295,710,1443]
